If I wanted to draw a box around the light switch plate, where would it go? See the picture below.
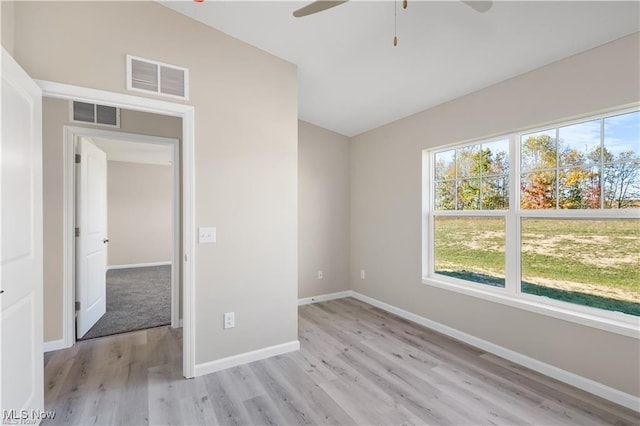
[199,227,216,243]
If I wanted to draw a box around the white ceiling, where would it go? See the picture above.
[161,1,640,136]
[89,137,173,165]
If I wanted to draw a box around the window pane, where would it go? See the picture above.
[521,219,640,316]
[435,149,456,181]
[457,146,481,178]
[482,139,509,177]
[604,161,640,209]
[435,180,455,210]
[482,177,509,210]
[521,130,556,171]
[456,179,480,210]
[558,166,600,209]
[604,111,640,161]
[434,217,505,287]
[520,171,556,209]
[558,119,601,167]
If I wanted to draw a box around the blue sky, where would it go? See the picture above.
[435,110,639,177]
[604,110,639,158]
[551,110,639,160]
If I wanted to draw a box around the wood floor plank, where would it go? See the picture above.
[269,355,358,426]
[318,372,426,425]
[249,359,318,425]
[220,364,267,403]
[243,394,289,426]
[178,377,220,426]
[202,366,254,426]
[45,339,103,424]
[289,344,340,385]
[479,352,640,425]
[42,297,639,425]
[115,342,151,425]
[147,362,187,426]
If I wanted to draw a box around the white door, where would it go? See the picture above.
[0,48,44,418]
[75,138,108,339]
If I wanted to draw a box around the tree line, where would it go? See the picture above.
[435,135,639,210]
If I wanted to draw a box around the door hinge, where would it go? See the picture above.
[75,227,80,237]
[75,301,80,311]
[75,154,81,164]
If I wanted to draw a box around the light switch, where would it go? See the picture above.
[199,227,216,243]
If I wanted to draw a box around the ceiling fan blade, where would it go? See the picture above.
[293,1,349,18]
[461,1,493,13]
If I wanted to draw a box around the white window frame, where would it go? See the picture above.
[422,106,640,338]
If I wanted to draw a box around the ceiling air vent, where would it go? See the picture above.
[127,55,189,100]
[71,101,120,127]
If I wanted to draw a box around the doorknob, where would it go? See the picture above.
[103,238,109,244]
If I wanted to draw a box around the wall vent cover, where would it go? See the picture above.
[71,101,120,127]
[127,55,189,100]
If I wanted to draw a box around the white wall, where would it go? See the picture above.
[298,120,350,298]
[17,1,298,364]
[107,160,172,268]
[350,33,640,397]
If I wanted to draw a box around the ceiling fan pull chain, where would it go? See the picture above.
[393,0,398,46]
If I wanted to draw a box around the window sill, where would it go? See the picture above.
[422,276,640,339]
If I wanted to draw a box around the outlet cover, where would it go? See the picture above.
[224,312,235,329]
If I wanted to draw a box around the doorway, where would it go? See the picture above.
[72,131,179,340]
[39,79,196,378]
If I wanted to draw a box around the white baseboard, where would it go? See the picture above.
[107,261,171,271]
[194,340,300,377]
[298,291,352,306]
[43,338,71,353]
[347,291,640,413]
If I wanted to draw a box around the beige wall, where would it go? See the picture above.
[1,1,15,55]
[298,121,350,298]
[42,97,183,341]
[107,161,172,267]
[350,33,640,397]
[19,1,298,364]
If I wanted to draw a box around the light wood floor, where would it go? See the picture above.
[44,297,639,425]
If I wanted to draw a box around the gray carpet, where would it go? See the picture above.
[79,265,171,340]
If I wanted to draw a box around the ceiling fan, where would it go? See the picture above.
[293,0,493,18]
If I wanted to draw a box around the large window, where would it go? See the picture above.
[425,109,639,322]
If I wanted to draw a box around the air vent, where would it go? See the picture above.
[71,101,120,127]
[127,55,189,100]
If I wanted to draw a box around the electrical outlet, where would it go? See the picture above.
[224,312,235,329]
[317,270,323,279]
[360,269,366,279]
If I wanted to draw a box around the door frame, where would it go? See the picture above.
[69,128,180,337]
[38,80,196,378]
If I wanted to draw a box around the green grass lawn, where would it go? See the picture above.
[434,217,640,316]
